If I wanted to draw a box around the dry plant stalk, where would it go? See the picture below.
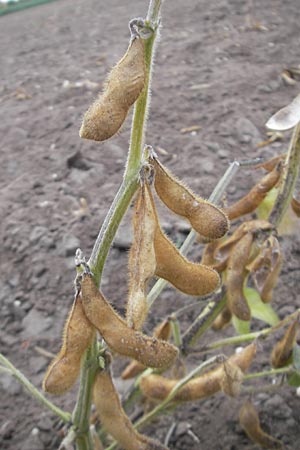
[140,342,256,402]
[80,272,178,370]
[239,399,283,449]
[43,295,95,394]
[80,36,145,141]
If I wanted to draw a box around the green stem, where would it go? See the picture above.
[72,4,162,450]
[72,340,99,450]
[244,366,291,380]
[181,288,226,353]
[201,309,300,353]
[269,123,300,227]
[170,315,182,347]
[0,353,71,423]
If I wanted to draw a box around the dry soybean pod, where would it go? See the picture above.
[226,232,254,321]
[80,273,178,370]
[142,181,221,296]
[93,365,168,450]
[154,224,221,296]
[271,317,299,368]
[247,235,282,303]
[239,399,283,449]
[151,155,229,240]
[121,318,171,380]
[291,195,300,217]
[127,183,157,329]
[80,36,145,141]
[43,294,95,395]
[219,360,244,397]
[140,342,256,402]
[224,162,282,220]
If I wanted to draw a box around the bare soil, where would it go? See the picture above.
[1,0,300,449]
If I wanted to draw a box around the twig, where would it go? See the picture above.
[0,353,71,423]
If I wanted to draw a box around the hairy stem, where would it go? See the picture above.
[0,353,71,423]
[72,3,162,450]
[269,123,300,227]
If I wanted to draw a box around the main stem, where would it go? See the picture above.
[72,3,162,449]
[269,123,300,227]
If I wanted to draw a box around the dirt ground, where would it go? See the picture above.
[1,0,300,449]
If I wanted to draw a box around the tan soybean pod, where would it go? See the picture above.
[154,225,221,296]
[219,360,244,397]
[80,37,145,142]
[80,273,178,370]
[271,318,299,368]
[93,368,168,450]
[121,318,171,380]
[151,156,229,240]
[127,183,157,329]
[248,235,282,303]
[43,295,95,395]
[225,162,282,220]
[226,232,254,321]
[239,400,283,449]
[142,181,221,297]
[140,342,256,402]
[201,241,229,273]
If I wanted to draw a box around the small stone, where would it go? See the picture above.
[235,117,261,147]
[0,373,22,395]
[217,149,230,159]
[114,221,133,250]
[264,395,292,419]
[0,420,14,439]
[66,150,91,171]
[201,158,215,174]
[60,234,81,257]
[29,226,49,244]
[206,142,220,152]
[21,309,53,338]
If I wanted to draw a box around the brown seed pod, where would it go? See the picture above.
[43,295,95,395]
[154,224,221,296]
[140,342,256,402]
[201,240,229,273]
[80,273,178,370]
[214,219,273,265]
[151,156,229,240]
[239,399,283,449]
[247,235,282,303]
[226,232,254,321]
[93,367,168,450]
[224,162,282,220]
[141,181,221,297]
[127,183,157,329]
[121,318,171,380]
[212,305,232,331]
[219,360,244,397]
[291,196,300,217]
[80,37,145,141]
[271,318,299,368]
